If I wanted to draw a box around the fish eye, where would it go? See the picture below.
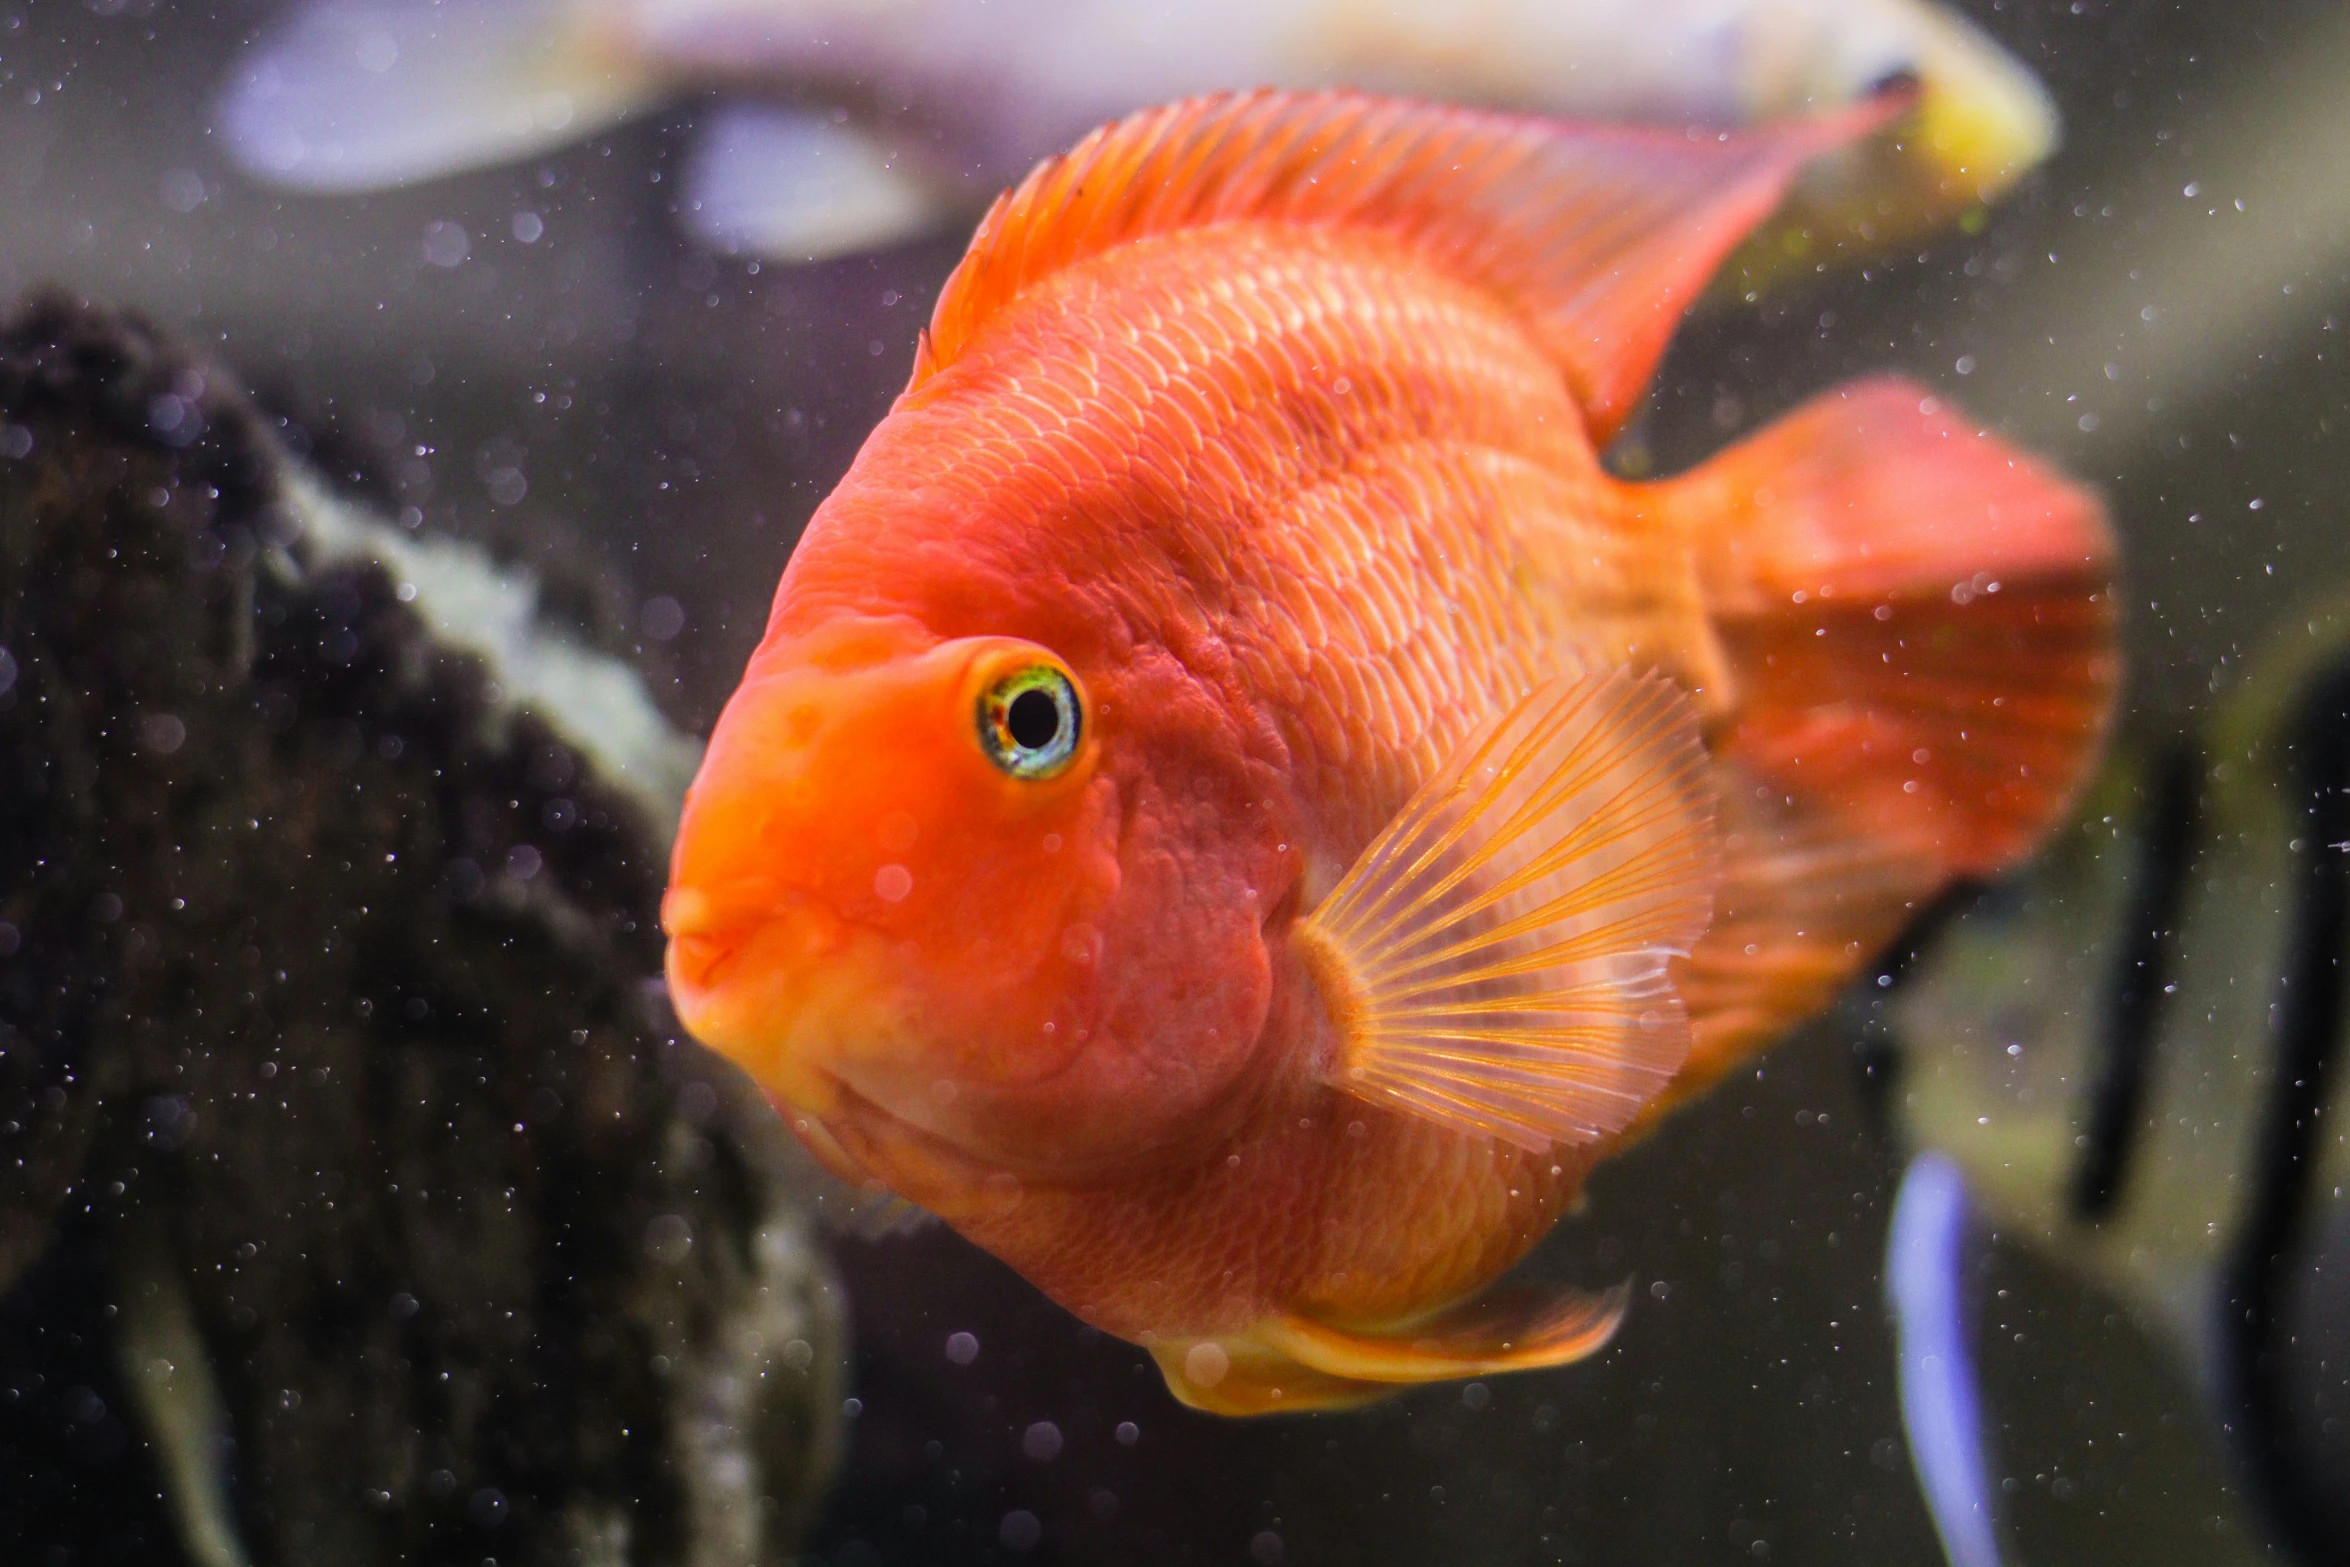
[978,663,1082,779]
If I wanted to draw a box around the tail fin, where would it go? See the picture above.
[1649,376,2117,1097]
[217,0,660,191]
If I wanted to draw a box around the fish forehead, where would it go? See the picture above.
[786,223,1709,851]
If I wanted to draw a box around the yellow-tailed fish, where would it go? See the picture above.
[219,0,2056,275]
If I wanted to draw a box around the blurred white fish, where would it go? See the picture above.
[1882,596,2350,1566]
[217,0,2057,273]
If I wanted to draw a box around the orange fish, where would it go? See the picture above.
[663,89,2116,1415]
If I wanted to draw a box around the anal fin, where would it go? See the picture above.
[1152,1284,1630,1416]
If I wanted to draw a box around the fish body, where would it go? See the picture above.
[219,0,2056,273]
[665,90,2115,1413]
[1887,599,2350,1559]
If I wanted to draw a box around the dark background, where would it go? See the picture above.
[5,0,2343,1561]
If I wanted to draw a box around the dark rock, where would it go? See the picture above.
[0,293,843,1567]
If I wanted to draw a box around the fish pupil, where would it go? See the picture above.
[1008,687,1061,751]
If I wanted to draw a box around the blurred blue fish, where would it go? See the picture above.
[1886,1153,2004,1567]
[1882,595,2350,1565]
[216,0,2057,272]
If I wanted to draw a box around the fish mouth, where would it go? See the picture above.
[661,883,989,1163]
[661,882,767,1031]
[661,879,871,1090]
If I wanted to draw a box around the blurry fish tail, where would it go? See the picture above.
[218,0,665,192]
[1640,375,2117,1105]
[1725,13,2060,295]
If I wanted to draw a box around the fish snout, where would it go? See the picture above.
[661,876,854,1078]
[660,882,748,999]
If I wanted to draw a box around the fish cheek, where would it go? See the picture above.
[1079,789,1284,1149]
[928,768,1125,1072]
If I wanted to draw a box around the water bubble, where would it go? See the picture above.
[160,169,207,214]
[141,1094,195,1150]
[421,220,471,268]
[998,1511,1042,1552]
[353,28,399,72]
[1184,1342,1231,1388]
[511,211,545,244]
[437,858,484,904]
[1021,1420,1063,1461]
[1115,1420,1140,1446]
[140,714,186,755]
[641,595,685,641]
[945,1331,980,1365]
[147,393,199,446]
[643,1213,693,1264]
[1251,1530,1285,1564]
[483,466,527,506]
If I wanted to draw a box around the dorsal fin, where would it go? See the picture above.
[911,87,1910,442]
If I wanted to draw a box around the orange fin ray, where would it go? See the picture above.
[1151,1284,1631,1416]
[1261,1283,1631,1382]
[1299,670,1719,1151]
[1663,773,1941,1110]
[1647,375,2117,1092]
[914,87,1912,441]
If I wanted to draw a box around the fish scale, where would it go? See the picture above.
[813,224,1691,852]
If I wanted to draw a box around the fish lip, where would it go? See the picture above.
[661,877,849,1055]
[661,875,826,983]
[661,888,760,1003]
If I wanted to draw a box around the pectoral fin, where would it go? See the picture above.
[1297,669,1719,1151]
[1154,1284,1631,1415]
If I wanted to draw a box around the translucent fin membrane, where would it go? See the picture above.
[911,86,1909,441]
[1300,670,1719,1151]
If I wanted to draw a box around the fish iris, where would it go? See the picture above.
[979,664,1079,778]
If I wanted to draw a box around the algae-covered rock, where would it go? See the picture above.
[0,294,844,1567]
